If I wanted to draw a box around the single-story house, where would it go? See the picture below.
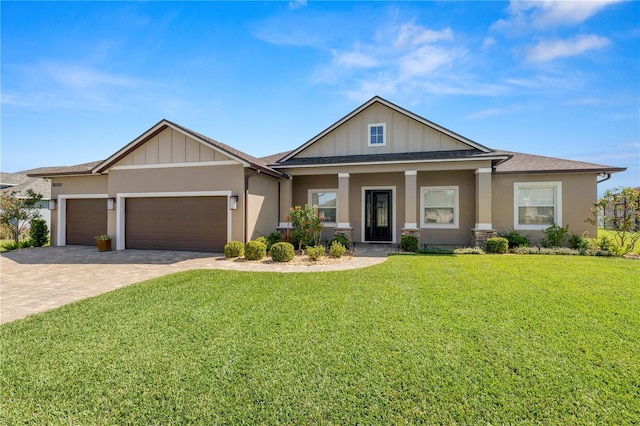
[29,96,626,251]
[1,171,52,236]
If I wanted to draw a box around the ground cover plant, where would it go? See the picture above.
[1,256,638,424]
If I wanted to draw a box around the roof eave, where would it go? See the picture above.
[273,154,510,169]
[494,167,627,175]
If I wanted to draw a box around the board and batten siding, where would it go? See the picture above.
[114,128,231,167]
[296,103,470,158]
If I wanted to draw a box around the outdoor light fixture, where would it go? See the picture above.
[229,195,238,210]
[107,198,116,210]
[48,200,56,210]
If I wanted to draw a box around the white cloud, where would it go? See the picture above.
[482,37,496,49]
[41,62,142,89]
[526,34,611,62]
[395,24,453,47]
[288,0,307,11]
[493,0,625,33]
[332,50,378,69]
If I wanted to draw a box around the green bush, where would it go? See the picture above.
[568,232,593,251]
[266,232,283,251]
[29,218,49,247]
[486,237,509,254]
[306,245,325,261]
[270,242,295,262]
[596,235,616,253]
[400,235,419,252]
[499,229,530,248]
[254,236,268,247]
[453,247,485,255]
[245,240,267,261]
[224,241,244,258]
[329,235,350,250]
[419,246,454,255]
[541,223,569,248]
[328,241,346,258]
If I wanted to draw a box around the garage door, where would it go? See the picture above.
[66,199,108,245]
[125,197,227,252]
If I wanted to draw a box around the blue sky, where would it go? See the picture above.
[2,1,638,194]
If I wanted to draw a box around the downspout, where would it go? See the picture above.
[597,173,612,184]
[244,169,260,243]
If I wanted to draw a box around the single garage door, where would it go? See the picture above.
[66,199,108,245]
[125,197,227,252]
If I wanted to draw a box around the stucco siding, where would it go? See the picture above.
[492,173,598,243]
[247,172,281,241]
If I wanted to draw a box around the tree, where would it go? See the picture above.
[587,187,640,256]
[0,189,43,243]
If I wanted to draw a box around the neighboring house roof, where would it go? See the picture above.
[278,96,493,163]
[493,151,627,174]
[26,161,103,177]
[0,171,51,199]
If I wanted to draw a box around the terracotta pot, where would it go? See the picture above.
[97,240,112,252]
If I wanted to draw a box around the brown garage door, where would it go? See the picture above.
[125,197,227,252]
[66,199,108,246]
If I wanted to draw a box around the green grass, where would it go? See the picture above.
[2,256,639,424]
[598,228,640,254]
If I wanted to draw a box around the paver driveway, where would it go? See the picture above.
[1,246,388,324]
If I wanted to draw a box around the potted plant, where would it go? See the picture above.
[94,234,112,252]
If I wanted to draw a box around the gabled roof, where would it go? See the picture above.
[28,120,287,179]
[1,171,51,198]
[278,96,493,163]
[493,151,627,174]
[92,119,286,178]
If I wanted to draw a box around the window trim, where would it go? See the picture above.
[308,189,338,227]
[420,186,459,229]
[513,181,562,231]
[367,123,386,147]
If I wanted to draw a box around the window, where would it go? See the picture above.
[309,190,337,225]
[368,123,386,146]
[514,182,562,230]
[420,186,459,228]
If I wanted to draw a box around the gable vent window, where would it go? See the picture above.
[368,123,386,147]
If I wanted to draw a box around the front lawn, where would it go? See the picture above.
[1,256,638,424]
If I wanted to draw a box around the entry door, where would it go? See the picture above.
[365,190,392,242]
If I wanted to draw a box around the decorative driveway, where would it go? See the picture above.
[1,245,388,324]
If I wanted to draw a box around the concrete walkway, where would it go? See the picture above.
[1,245,392,324]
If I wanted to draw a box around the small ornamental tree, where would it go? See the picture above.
[0,189,43,243]
[588,187,640,256]
[288,205,323,250]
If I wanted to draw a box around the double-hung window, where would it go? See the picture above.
[309,190,337,225]
[514,182,562,230]
[420,186,459,228]
[368,123,386,147]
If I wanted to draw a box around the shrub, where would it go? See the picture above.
[419,246,454,255]
[541,223,569,248]
[266,232,283,251]
[568,232,593,251]
[453,247,485,255]
[400,235,419,252]
[254,236,268,247]
[245,240,267,261]
[289,205,323,249]
[306,245,325,261]
[329,235,350,250]
[29,218,49,247]
[1,240,20,251]
[328,241,346,258]
[499,229,530,248]
[270,242,295,262]
[224,241,244,258]
[486,237,509,254]
[596,235,616,253]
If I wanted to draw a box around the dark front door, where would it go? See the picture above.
[365,190,392,242]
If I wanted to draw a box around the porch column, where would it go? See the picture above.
[278,178,293,228]
[402,170,420,239]
[472,168,497,247]
[335,173,353,241]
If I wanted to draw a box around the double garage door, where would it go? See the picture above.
[65,197,227,252]
[125,197,227,252]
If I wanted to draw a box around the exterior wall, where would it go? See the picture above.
[297,103,470,159]
[246,172,281,241]
[49,175,109,247]
[417,170,476,245]
[114,128,231,166]
[492,172,598,244]
[291,175,338,242]
[108,164,246,246]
